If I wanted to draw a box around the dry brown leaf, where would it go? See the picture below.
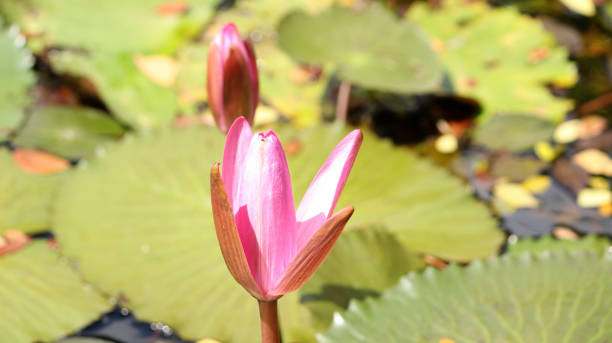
[134,54,179,87]
[579,115,607,139]
[13,149,70,174]
[572,149,612,176]
[553,226,579,240]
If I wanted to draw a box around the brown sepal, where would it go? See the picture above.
[210,163,263,299]
[272,206,354,296]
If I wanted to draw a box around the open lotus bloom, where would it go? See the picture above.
[210,117,362,300]
[207,23,259,133]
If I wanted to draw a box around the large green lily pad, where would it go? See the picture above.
[53,124,501,341]
[408,0,577,122]
[278,4,443,94]
[299,227,425,333]
[0,23,35,140]
[0,0,216,54]
[48,51,178,130]
[0,241,110,343]
[13,106,125,159]
[472,114,556,152]
[0,149,65,233]
[507,235,611,256]
[322,251,612,342]
[280,124,503,260]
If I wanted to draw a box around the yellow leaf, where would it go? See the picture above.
[572,149,612,176]
[560,0,596,17]
[577,188,612,208]
[134,54,178,87]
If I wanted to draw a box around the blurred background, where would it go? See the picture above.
[1,0,612,342]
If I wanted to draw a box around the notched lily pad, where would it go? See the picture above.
[0,149,65,233]
[322,251,612,342]
[0,241,110,343]
[278,4,443,94]
[408,0,577,122]
[0,23,35,140]
[13,105,125,159]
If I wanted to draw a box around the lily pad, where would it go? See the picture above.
[473,114,556,152]
[280,125,503,260]
[507,235,611,256]
[48,51,179,130]
[299,227,425,332]
[322,251,612,342]
[13,106,125,159]
[0,0,216,54]
[278,4,443,94]
[53,124,501,341]
[0,241,110,343]
[0,23,35,140]
[408,0,577,122]
[0,149,64,233]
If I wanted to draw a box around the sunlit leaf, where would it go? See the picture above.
[13,106,125,159]
[49,51,178,130]
[507,234,611,256]
[408,0,577,122]
[0,0,217,54]
[278,4,443,94]
[322,251,612,342]
[0,22,35,140]
[53,125,501,341]
[0,241,110,343]
[0,149,64,233]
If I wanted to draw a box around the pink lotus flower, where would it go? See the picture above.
[210,118,363,301]
[207,23,259,133]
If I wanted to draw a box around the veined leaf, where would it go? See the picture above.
[322,251,612,342]
[0,241,110,343]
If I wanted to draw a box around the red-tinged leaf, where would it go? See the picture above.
[0,229,31,256]
[156,1,189,15]
[13,149,70,174]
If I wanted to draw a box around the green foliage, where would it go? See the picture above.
[507,235,611,256]
[0,23,35,140]
[48,51,178,130]
[278,4,443,94]
[0,149,64,233]
[300,227,425,333]
[279,124,503,260]
[53,124,501,340]
[408,0,577,122]
[473,114,555,152]
[322,251,612,342]
[13,106,125,159]
[0,0,216,54]
[0,241,110,343]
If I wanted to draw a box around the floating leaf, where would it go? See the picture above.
[0,241,110,343]
[0,0,216,54]
[299,227,425,333]
[279,125,503,260]
[572,149,612,176]
[560,0,596,17]
[13,149,70,174]
[322,251,612,342]
[408,0,576,122]
[53,125,501,340]
[278,4,443,94]
[507,235,611,256]
[473,114,555,152]
[49,51,178,130]
[13,106,125,159]
[0,23,35,140]
[0,149,64,233]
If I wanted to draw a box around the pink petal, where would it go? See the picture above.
[243,39,259,117]
[206,38,226,130]
[295,130,362,250]
[271,207,354,296]
[222,117,254,210]
[233,130,297,294]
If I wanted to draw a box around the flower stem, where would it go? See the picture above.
[258,299,280,343]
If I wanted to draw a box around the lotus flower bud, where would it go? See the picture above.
[207,23,259,133]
